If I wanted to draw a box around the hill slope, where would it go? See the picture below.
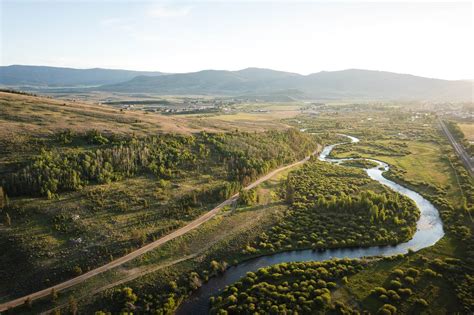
[100,68,473,101]
[0,65,164,87]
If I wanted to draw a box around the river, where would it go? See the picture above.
[177,135,444,315]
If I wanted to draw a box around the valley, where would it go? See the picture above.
[0,90,472,314]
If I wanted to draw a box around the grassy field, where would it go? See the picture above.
[183,103,302,132]
[0,92,207,138]
[0,92,306,138]
[458,123,474,141]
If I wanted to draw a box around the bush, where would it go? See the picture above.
[377,304,397,315]
[389,280,402,289]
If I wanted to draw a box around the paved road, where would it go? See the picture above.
[439,118,473,177]
[0,145,320,312]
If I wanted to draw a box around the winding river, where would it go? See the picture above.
[177,135,444,315]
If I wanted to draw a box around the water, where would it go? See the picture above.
[177,135,444,315]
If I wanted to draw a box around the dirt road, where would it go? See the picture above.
[0,145,320,312]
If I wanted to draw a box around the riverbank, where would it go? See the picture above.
[177,135,444,314]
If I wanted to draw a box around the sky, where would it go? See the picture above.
[0,1,472,80]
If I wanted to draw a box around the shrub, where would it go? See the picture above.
[377,304,397,315]
[404,276,415,285]
[415,298,429,307]
[389,280,402,289]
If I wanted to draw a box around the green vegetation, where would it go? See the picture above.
[245,161,418,254]
[340,159,379,168]
[210,254,472,314]
[445,120,473,155]
[209,106,473,315]
[211,258,370,314]
[0,118,317,300]
[2,98,473,315]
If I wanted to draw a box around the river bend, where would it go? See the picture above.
[177,135,444,314]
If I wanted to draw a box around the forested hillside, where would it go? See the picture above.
[0,126,317,299]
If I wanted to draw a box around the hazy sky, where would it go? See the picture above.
[1,1,472,80]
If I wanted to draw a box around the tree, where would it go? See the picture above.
[210,260,220,275]
[240,188,258,206]
[51,287,58,302]
[121,287,138,304]
[68,296,78,315]
[4,213,11,227]
[72,266,82,276]
[0,186,7,209]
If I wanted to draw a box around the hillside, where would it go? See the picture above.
[2,66,471,101]
[100,68,300,95]
[99,68,473,101]
[0,65,164,87]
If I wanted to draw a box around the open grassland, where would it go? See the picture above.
[0,92,203,138]
[0,92,303,141]
[458,123,474,141]
[181,102,304,132]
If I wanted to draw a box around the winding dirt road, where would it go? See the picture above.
[0,145,320,313]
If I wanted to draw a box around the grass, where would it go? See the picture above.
[332,140,462,204]
[1,91,285,140]
[0,172,227,300]
[19,200,289,314]
[2,100,471,314]
[458,123,474,141]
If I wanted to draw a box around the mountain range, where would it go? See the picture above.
[0,65,164,87]
[1,65,472,101]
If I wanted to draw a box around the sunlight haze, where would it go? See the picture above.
[1,1,472,80]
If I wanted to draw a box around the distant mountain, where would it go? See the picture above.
[99,68,473,101]
[1,65,472,101]
[101,68,300,95]
[0,65,164,87]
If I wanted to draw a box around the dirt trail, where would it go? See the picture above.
[0,145,320,312]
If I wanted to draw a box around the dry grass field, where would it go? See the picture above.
[0,92,211,138]
[458,123,474,141]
